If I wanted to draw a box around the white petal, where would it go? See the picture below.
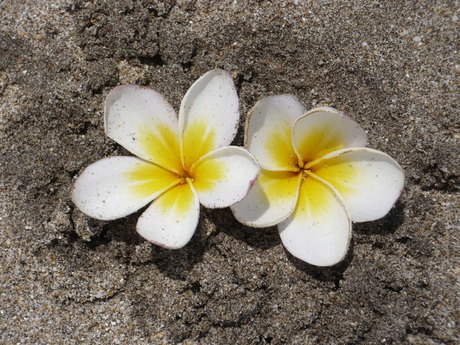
[137,181,199,249]
[231,169,302,227]
[245,94,306,171]
[179,70,239,170]
[311,147,404,222]
[191,147,260,208]
[293,107,368,163]
[279,175,351,267]
[72,157,180,220]
[105,85,183,174]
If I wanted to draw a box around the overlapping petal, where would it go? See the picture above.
[105,85,183,174]
[311,147,404,222]
[179,70,239,170]
[245,95,306,171]
[278,175,351,267]
[231,169,302,227]
[293,108,368,163]
[191,147,260,208]
[71,157,180,220]
[137,181,200,249]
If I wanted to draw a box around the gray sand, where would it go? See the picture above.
[1,0,458,344]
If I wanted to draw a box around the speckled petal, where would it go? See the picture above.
[278,175,351,267]
[191,147,261,208]
[179,69,239,170]
[231,169,302,227]
[292,107,368,163]
[245,94,306,171]
[311,147,404,222]
[137,180,199,249]
[71,156,180,220]
[105,85,183,174]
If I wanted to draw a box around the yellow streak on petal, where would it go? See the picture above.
[264,123,298,169]
[156,182,195,216]
[191,159,224,194]
[182,119,216,171]
[259,169,300,207]
[295,175,336,219]
[138,124,183,174]
[310,155,358,197]
[126,162,181,199]
[297,125,345,163]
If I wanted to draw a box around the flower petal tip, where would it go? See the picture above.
[147,240,168,249]
[144,238,184,250]
[339,111,351,119]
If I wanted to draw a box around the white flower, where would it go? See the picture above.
[231,95,404,266]
[72,70,260,249]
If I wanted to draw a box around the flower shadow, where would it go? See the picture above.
[286,240,355,287]
[148,212,212,281]
[145,207,281,280]
[81,206,207,281]
[91,199,403,283]
[206,207,281,250]
[353,200,405,236]
[149,241,208,281]
[284,200,405,283]
[101,213,144,245]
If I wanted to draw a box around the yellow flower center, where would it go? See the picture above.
[292,155,322,181]
[177,174,193,185]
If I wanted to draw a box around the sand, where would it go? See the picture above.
[1,0,458,344]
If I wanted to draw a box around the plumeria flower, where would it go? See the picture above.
[72,70,260,249]
[231,95,404,266]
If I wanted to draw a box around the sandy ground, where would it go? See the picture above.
[1,0,459,344]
